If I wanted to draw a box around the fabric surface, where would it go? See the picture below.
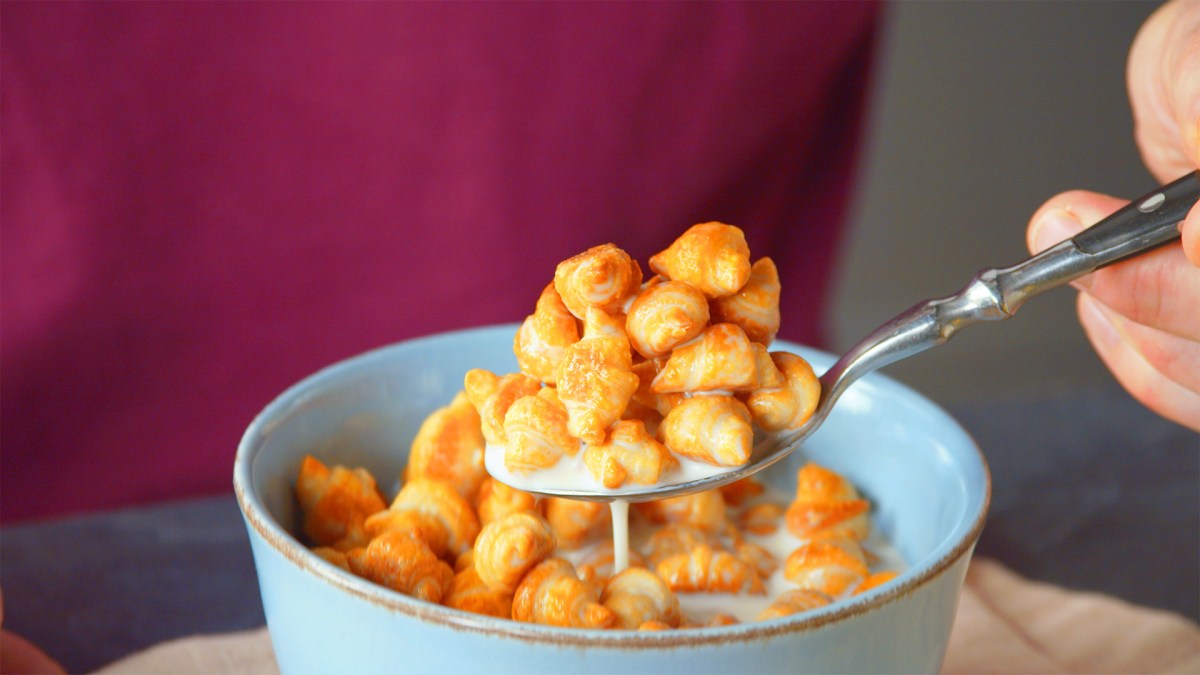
[94,558,1199,674]
[1,1,880,523]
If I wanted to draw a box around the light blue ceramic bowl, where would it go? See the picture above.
[235,324,989,674]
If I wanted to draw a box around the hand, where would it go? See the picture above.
[0,588,63,674]
[1025,0,1200,432]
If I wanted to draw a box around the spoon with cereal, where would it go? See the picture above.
[470,172,1198,504]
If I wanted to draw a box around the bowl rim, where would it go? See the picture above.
[234,323,991,647]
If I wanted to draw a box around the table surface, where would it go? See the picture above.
[2,383,1196,673]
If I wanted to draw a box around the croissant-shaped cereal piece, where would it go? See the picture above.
[463,369,541,446]
[625,279,710,359]
[785,463,870,541]
[658,395,754,467]
[405,391,488,500]
[755,589,833,621]
[442,564,514,619]
[703,613,740,627]
[311,546,351,571]
[635,490,728,534]
[577,541,646,589]
[295,455,387,550]
[734,540,779,578]
[738,502,786,536]
[643,523,712,568]
[718,477,765,507]
[376,478,481,559]
[474,476,539,527]
[654,544,764,595]
[855,570,900,595]
[555,308,639,444]
[742,351,820,433]
[514,283,581,383]
[783,538,869,598]
[543,496,609,550]
[512,558,617,629]
[554,243,643,319]
[583,419,678,488]
[502,387,579,473]
[650,323,758,394]
[750,343,786,390]
[363,507,453,560]
[601,567,682,630]
[648,222,752,299]
[472,510,556,593]
[709,257,781,346]
[346,530,455,604]
[638,620,673,631]
[630,357,685,418]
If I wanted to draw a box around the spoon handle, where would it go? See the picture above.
[820,170,1199,403]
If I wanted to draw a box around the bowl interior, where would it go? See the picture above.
[238,324,988,627]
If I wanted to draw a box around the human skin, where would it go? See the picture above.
[1026,0,1200,432]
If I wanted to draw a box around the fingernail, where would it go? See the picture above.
[1079,294,1119,349]
[1031,208,1085,253]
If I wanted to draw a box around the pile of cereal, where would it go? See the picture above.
[292,223,900,629]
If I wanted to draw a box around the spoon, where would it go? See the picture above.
[505,170,1199,503]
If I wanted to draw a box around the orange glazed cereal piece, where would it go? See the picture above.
[738,502,786,536]
[405,391,488,500]
[514,282,581,384]
[784,538,869,598]
[463,369,541,446]
[659,395,755,467]
[503,387,579,473]
[629,357,685,417]
[756,589,833,621]
[625,279,710,359]
[473,511,557,593]
[648,222,752,299]
[718,477,765,507]
[443,564,514,619]
[555,308,639,444]
[785,463,870,542]
[734,540,779,578]
[636,490,728,534]
[346,531,455,604]
[370,478,480,559]
[650,323,758,393]
[743,351,820,433]
[709,257,782,346]
[643,524,712,568]
[601,567,682,629]
[553,243,643,319]
[543,496,609,550]
[654,544,764,595]
[512,558,617,629]
[577,541,646,588]
[311,546,351,571]
[855,570,900,595]
[474,476,539,527]
[582,419,678,488]
[295,455,386,550]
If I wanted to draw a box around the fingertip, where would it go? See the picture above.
[1028,207,1085,255]
[1182,201,1200,268]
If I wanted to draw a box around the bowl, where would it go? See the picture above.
[234,324,989,674]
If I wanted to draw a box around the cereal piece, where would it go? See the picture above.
[443,564,514,619]
[638,620,673,631]
[648,222,752,299]
[734,540,779,578]
[704,613,739,627]
[619,396,665,436]
[749,343,786,390]
[363,508,452,559]
[295,455,386,550]
[601,567,682,629]
[625,279,710,359]
[554,243,643,319]
[630,357,685,417]
[555,308,639,444]
[463,369,541,446]
[582,419,678,489]
[577,541,646,588]
[514,282,581,384]
[784,538,869,597]
[756,589,833,621]
[855,570,900,595]
[370,478,480,559]
[650,323,758,394]
[346,531,455,604]
[473,511,557,593]
[643,524,712,568]
[742,351,820,433]
[543,497,609,550]
[738,502,786,536]
[659,395,754,467]
[405,391,488,500]
[654,544,764,595]
[512,558,617,629]
[785,463,870,542]
[709,257,781,346]
[718,477,765,507]
[474,476,539,527]
[636,490,728,534]
[503,387,579,473]
[311,546,351,571]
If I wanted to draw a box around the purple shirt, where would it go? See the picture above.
[2,1,880,522]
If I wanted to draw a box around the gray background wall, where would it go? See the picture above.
[832,0,1159,405]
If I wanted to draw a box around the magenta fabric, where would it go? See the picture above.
[1,2,880,523]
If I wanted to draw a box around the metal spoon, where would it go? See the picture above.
[512,170,1199,503]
